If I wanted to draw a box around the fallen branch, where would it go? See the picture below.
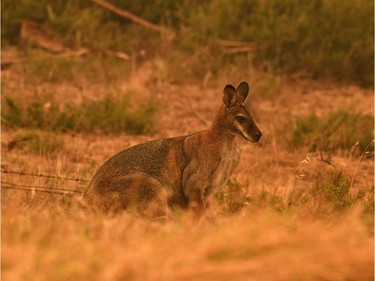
[1,48,133,69]
[217,38,292,54]
[21,20,69,53]
[90,0,167,34]
[222,46,256,54]
[1,49,89,69]
[1,56,27,69]
[3,18,130,69]
[217,39,263,54]
[217,39,255,47]
[106,50,130,61]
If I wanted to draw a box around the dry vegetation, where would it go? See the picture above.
[2,1,374,280]
[2,62,374,280]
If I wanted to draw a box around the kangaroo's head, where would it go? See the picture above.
[221,81,262,143]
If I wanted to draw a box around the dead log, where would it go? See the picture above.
[217,38,292,54]
[1,49,89,69]
[20,20,69,53]
[90,0,168,34]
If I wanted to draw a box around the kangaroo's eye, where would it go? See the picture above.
[236,116,246,123]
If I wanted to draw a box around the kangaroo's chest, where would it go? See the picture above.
[208,143,240,188]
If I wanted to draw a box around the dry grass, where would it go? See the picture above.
[2,62,374,281]
[2,202,373,281]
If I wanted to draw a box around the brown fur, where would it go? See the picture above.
[85,82,262,217]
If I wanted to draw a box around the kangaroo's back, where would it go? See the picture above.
[90,136,187,192]
[86,81,262,217]
[87,136,190,215]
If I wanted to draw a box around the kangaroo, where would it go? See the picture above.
[85,81,262,217]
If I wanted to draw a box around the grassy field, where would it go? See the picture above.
[2,62,374,280]
[2,1,374,280]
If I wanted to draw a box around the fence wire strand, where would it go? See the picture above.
[1,169,90,182]
[1,169,88,195]
[1,181,85,195]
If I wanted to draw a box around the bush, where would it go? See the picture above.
[170,0,374,86]
[287,110,374,155]
[19,50,129,85]
[312,171,363,210]
[218,179,249,214]
[2,0,373,87]
[240,170,365,216]
[7,130,64,156]
[2,93,157,135]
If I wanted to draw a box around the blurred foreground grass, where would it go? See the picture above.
[2,179,373,281]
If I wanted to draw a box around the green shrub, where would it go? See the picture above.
[243,171,364,215]
[1,0,169,51]
[18,49,130,85]
[312,171,363,210]
[8,130,64,156]
[361,188,374,233]
[219,171,369,218]
[218,179,249,214]
[2,0,373,87]
[287,110,374,155]
[2,93,157,135]
[169,0,373,86]
[73,94,157,134]
[220,179,308,214]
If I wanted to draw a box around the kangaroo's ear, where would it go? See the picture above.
[236,81,249,103]
[223,84,237,107]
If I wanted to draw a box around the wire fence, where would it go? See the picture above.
[1,169,90,182]
[1,169,88,196]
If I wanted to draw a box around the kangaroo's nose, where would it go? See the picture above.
[254,131,262,142]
